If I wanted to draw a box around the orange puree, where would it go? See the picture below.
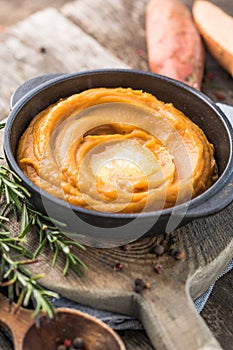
[17,87,218,213]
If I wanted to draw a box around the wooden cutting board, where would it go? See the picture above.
[10,193,232,350]
[1,119,232,349]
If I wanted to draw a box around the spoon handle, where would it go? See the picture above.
[0,293,35,350]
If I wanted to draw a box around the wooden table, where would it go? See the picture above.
[0,1,232,349]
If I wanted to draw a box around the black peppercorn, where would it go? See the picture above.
[134,278,147,293]
[151,244,164,256]
[134,278,145,288]
[168,248,178,256]
[169,236,178,244]
[121,244,131,251]
[134,284,144,293]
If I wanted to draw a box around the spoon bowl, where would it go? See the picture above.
[0,293,126,350]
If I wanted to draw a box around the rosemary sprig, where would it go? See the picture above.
[0,154,87,317]
[0,210,58,317]
[19,204,88,276]
[0,250,58,318]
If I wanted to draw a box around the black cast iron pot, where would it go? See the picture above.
[4,69,233,247]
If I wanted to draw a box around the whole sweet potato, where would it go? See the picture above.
[193,0,233,77]
[146,0,205,90]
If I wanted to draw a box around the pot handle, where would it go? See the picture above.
[10,73,66,109]
[216,102,233,125]
[185,103,233,218]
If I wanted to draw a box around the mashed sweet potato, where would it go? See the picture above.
[17,87,218,213]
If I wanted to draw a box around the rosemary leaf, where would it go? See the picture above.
[52,244,59,268]
[17,289,27,308]
[0,230,10,235]
[63,256,70,276]
[70,263,83,278]
[0,216,9,222]
[1,203,11,218]
[64,240,86,251]
[20,203,29,232]
[23,287,32,307]
[33,237,47,258]
[30,274,45,281]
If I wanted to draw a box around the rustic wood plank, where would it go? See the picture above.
[0,0,68,26]
[201,269,233,350]
[62,0,149,71]
[0,8,128,121]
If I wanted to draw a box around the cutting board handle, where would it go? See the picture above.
[136,283,222,350]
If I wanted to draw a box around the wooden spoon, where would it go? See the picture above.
[0,293,126,350]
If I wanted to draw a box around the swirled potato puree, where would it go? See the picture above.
[17,88,218,213]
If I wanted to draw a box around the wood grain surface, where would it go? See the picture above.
[0,0,232,349]
[0,7,127,121]
[17,209,233,350]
